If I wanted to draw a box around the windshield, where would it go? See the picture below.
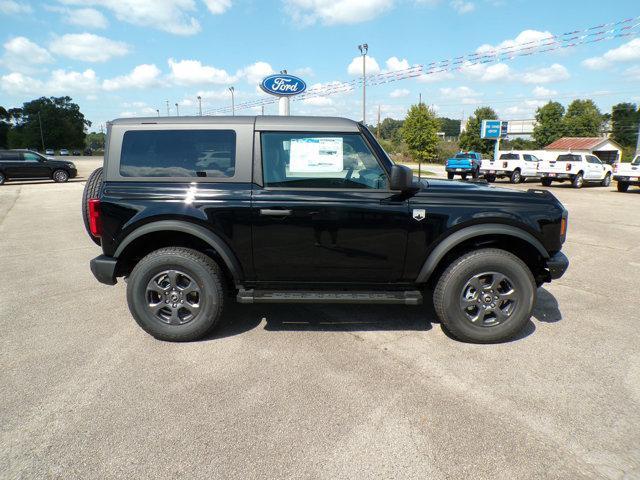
[632,155,640,166]
[556,154,581,162]
[455,153,473,159]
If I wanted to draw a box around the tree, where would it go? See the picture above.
[611,103,639,148]
[378,118,404,143]
[502,138,537,150]
[437,117,461,137]
[562,99,603,137]
[85,131,106,150]
[533,101,565,148]
[459,106,498,155]
[8,96,90,149]
[0,106,9,149]
[400,103,440,162]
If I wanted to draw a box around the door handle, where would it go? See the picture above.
[260,208,292,216]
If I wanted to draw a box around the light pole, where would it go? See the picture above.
[358,43,368,124]
[37,111,45,151]
[228,86,235,116]
[175,103,179,116]
[156,109,160,117]
[197,95,202,116]
[165,100,170,116]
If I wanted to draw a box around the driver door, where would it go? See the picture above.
[21,152,51,178]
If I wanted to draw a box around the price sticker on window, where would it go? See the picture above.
[290,137,343,173]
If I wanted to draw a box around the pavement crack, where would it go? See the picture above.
[0,187,21,229]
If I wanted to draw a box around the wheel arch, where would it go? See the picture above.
[114,220,243,286]
[416,224,549,285]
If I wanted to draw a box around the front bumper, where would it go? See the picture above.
[546,251,569,280]
[69,168,78,178]
[90,255,118,285]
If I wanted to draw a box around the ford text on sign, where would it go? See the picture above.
[260,74,307,96]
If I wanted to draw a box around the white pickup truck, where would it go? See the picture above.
[480,152,542,183]
[538,153,612,189]
[613,155,640,192]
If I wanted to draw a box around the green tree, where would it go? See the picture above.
[400,103,440,162]
[437,117,461,137]
[377,118,404,143]
[0,106,9,149]
[8,96,90,150]
[85,131,106,150]
[502,138,537,150]
[611,102,639,148]
[533,101,565,148]
[458,106,498,155]
[561,99,603,137]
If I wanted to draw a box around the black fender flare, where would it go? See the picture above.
[114,220,243,284]
[415,223,549,284]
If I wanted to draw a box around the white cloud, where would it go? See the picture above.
[389,88,410,98]
[48,69,99,93]
[532,86,557,97]
[168,58,235,85]
[461,62,511,82]
[476,29,552,54]
[196,88,238,101]
[103,64,162,91]
[582,39,640,70]
[0,72,41,94]
[202,0,231,14]
[347,55,380,75]
[416,70,454,83]
[302,96,334,106]
[284,0,394,25]
[58,0,202,35]
[2,37,53,73]
[450,0,474,14]
[293,67,314,77]
[238,61,274,85]
[439,86,481,98]
[66,8,109,29]
[385,56,410,71]
[0,0,32,14]
[520,63,569,84]
[49,33,129,62]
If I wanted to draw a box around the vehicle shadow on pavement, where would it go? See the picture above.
[531,287,563,323]
[4,178,85,186]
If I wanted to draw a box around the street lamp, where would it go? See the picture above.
[358,43,368,124]
[228,86,235,116]
[197,95,202,116]
[156,109,160,117]
[175,103,179,116]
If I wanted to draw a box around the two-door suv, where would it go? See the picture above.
[84,116,569,343]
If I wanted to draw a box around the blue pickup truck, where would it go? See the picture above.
[445,151,482,179]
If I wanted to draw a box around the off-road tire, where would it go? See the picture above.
[433,248,536,344]
[82,167,103,245]
[601,173,611,187]
[52,169,69,183]
[126,247,225,342]
[617,181,629,192]
[447,172,455,180]
[572,173,584,189]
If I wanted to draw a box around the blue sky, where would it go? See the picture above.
[1,0,639,131]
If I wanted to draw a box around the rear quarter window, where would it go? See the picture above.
[119,129,236,178]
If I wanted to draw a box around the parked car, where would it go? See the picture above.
[538,153,612,188]
[613,155,640,192]
[84,148,93,156]
[59,149,70,156]
[481,152,542,184]
[72,149,81,156]
[83,115,569,344]
[0,149,77,185]
[45,149,54,155]
[445,151,482,180]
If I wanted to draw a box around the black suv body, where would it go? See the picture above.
[0,149,77,184]
[86,116,568,343]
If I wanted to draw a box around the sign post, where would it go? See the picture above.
[260,74,307,116]
[481,120,509,160]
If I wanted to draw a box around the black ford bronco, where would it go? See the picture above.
[84,116,568,343]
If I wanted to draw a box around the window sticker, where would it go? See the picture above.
[289,137,344,173]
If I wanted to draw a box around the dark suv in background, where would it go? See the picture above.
[0,149,77,184]
[83,116,569,344]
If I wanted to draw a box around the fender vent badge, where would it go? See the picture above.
[413,209,426,221]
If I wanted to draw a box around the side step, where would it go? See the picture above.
[237,289,423,305]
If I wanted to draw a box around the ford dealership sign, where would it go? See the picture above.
[260,74,306,96]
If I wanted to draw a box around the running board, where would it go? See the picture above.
[237,289,423,305]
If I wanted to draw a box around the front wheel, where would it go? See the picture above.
[617,181,629,192]
[52,169,69,183]
[572,173,584,189]
[433,248,536,343]
[447,172,455,180]
[126,247,225,342]
[541,177,552,187]
[601,173,611,187]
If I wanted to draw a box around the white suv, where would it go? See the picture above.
[538,153,612,189]
[481,152,542,184]
[613,155,640,192]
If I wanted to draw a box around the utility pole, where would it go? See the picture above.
[377,105,381,138]
[165,100,170,116]
[37,112,45,151]
[261,105,264,116]
[175,103,179,116]
[197,96,202,116]
[229,86,235,116]
[419,93,422,105]
[358,43,368,124]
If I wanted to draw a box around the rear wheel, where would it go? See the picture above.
[541,177,552,187]
[601,173,611,187]
[485,174,496,183]
[126,247,225,342]
[433,248,536,343]
[461,173,468,180]
[471,167,479,179]
[82,167,103,245]
[447,172,455,180]
[0,171,5,185]
[510,169,522,184]
[52,169,69,183]
[572,173,584,189]
[617,181,629,192]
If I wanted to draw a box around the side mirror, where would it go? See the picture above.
[389,164,416,192]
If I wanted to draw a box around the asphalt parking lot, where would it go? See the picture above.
[1,159,639,479]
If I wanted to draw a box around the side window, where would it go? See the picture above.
[119,129,236,178]
[261,132,388,189]
[587,155,602,165]
[523,154,532,162]
[1,151,23,161]
[23,153,41,162]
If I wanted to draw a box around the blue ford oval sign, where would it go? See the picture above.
[260,74,307,96]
